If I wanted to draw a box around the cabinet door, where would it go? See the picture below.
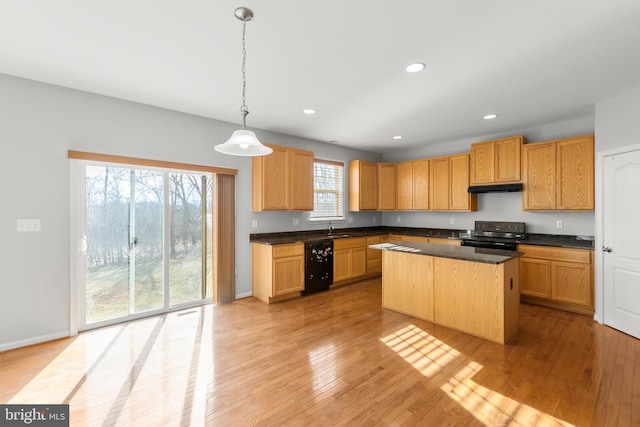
[522,142,556,210]
[253,145,288,211]
[470,141,495,185]
[495,137,522,182]
[449,154,475,211]
[366,236,382,274]
[350,247,367,278]
[412,159,430,210]
[289,148,314,210]
[334,249,351,282]
[557,136,594,210]
[273,255,304,296]
[377,163,397,210]
[429,157,450,210]
[551,261,592,307]
[520,257,551,298]
[349,160,377,211]
[396,161,413,210]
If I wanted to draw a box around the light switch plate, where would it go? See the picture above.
[17,219,41,232]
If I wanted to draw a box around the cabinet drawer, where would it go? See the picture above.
[334,237,367,250]
[273,243,304,258]
[517,244,591,264]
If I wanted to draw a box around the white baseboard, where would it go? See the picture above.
[0,331,70,353]
[235,292,252,300]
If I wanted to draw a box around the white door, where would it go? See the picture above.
[603,149,640,339]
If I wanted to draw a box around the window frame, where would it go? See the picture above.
[309,158,346,222]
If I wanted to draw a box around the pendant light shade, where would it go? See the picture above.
[214,7,272,157]
[215,129,272,156]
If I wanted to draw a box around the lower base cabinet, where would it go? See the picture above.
[252,242,304,303]
[518,244,593,315]
[334,237,367,283]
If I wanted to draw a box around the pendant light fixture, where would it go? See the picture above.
[215,7,272,156]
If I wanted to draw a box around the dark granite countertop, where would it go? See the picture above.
[249,226,594,250]
[370,241,522,265]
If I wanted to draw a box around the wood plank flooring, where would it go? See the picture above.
[1,277,639,426]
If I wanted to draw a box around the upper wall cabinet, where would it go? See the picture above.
[470,136,524,185]
[349,160,378,211]
[522,135,594,211]
[429,153,477,211]
[377,162,397,210]
[397,159,430,210]
[252,144,314,211]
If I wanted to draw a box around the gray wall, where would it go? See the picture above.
[595,85,640,152]
[0,71,608,350]
[380,115,596,235]
[0,73,380,350]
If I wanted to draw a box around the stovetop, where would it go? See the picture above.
[468,221,527,241]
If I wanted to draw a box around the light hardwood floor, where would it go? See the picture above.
[1,278,638,426]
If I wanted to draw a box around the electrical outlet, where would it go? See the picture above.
[17,219,41,232]
[449,218,455,225]
[348,217,353,224]
[292,218,299,225]
[373,216,376,223]
[396,216,401,223]
[252,219,258,228]
[556,220,564,229]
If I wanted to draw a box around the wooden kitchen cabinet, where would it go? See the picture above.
[429,153,477,211]
[470,136,523,185]
[252,143,314,211]
[522,135,594,211]
[397,159,429,210]
[518,244,593,315]
[377,162,397,210]
[349,160,378,211]
[334,237,367,283]
[252,242,305,303]
[366,235,382,274]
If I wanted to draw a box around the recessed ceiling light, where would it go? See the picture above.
[483,114,498,120]
[303,109,316,115]
[393,135,403,140]
[405,63,425,73]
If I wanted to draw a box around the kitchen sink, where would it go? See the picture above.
[328,234,352,239]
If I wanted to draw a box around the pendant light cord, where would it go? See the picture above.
[240,20,249,129]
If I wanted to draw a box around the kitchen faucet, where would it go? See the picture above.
[328,222,334,235]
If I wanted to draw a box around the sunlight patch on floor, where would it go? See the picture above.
[380,324,460,377]
[382,324,574,426]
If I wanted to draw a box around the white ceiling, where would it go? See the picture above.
[2,1,640,153]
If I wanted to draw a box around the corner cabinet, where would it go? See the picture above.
[470,136,524,185]
[429,153,477,211]
[349,160,378,211]
[518,244,594,315]
[252,144,314,211]
[252,242,305,303]
[522,135,594,211]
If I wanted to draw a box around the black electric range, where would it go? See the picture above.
[461,221,526,251]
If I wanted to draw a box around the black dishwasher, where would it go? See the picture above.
[303,240,334,295]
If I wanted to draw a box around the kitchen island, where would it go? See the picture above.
[371,241,522,344]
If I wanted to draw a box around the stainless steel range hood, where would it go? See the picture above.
[467,183,523,193]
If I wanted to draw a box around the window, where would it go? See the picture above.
[311,159,344,220]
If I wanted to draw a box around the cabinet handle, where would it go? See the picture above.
[602,246,612,252]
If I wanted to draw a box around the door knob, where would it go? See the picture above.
[602,246,612,252]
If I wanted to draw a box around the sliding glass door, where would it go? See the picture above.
[80,164,211,329]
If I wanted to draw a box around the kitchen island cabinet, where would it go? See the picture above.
[375,242,521,344]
